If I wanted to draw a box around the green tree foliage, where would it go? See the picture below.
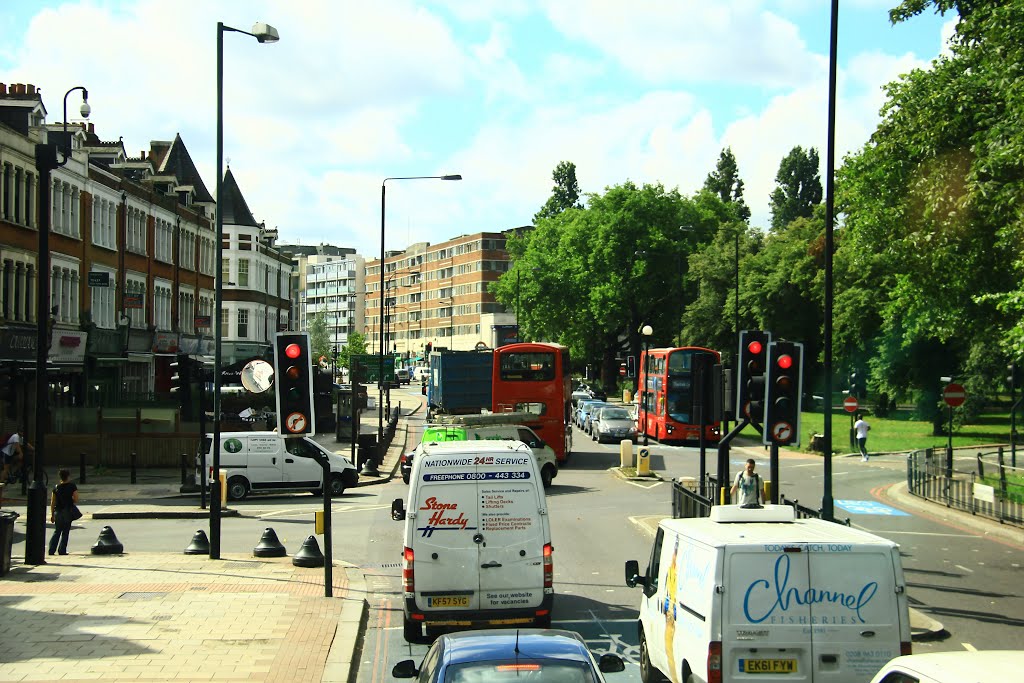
[308,312,331,365]
[493,182,731,387]
[836,0,1024,414]
[533,161,583,222]
[336,331,368,373]
[769,146,822,231]
[703,147,751,222]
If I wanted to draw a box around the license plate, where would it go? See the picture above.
[740,659,798,674]
[427,595,469,608]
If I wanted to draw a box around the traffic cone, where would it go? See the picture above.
[184,530,210,555]
[253,527,287,558]
[292,535,325,568]
[90,526,124,555]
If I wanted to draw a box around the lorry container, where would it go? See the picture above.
[426,350,493,420]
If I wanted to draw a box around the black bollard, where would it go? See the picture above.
[292,535,325,568]
[91,526,124,555]
[130,452,137,484]
[79,452,87,484]
[180,453,188,486]
[184,529,210,555]
[253,527,287,558]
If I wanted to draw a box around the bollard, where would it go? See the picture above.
[91,526,124,555]
[180,453,188,486]
[130,452,137,484]
[637,447,651,476]
[292,535,325,568]
[184,529,210,555]
[253,527,287,558]
[79,452,87,484]
[619,440,633,468]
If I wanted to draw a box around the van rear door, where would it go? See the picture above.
[726,543,904,683]
[725,545,813,683]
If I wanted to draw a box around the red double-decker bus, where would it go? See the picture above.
[638,346,721,443]
[492,342,572,462]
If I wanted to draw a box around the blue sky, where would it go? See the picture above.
[1,1,953,256]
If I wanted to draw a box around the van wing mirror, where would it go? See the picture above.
[391,660,418,678]
[625,559,646,588]
[391,498,406,521]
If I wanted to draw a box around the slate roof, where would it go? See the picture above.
[152,134,214,203]
[219,168,260,227]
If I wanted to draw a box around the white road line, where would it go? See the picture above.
[858,530,976,538]
[954,564,974,573]
[962,643,977,651]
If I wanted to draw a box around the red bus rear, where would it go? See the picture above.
[638,346,721,443]
[492,342,572,462]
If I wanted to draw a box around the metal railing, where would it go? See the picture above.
[670,478,850,526]
[907,447,1023,526]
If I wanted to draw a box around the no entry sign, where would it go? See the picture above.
[943,383,966,407]
[843,396,859,413]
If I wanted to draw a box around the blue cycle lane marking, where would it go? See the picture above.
[835,499,910,516]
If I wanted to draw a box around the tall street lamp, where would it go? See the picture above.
[378,174,461,450]
[212,20,279,559]
[641,324,653,448]
[25,86,91,565]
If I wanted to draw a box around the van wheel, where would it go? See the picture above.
[226,476,249,501]
[328,474,345,497]
[640,630,667,683]
[402,617,422,643]
[541,465,555,489]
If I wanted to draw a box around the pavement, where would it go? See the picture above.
[1,398,1017,681]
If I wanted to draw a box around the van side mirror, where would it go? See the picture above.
[625,559,645,588]
[391,498,406,521]
[598,654,626,673]
[392,660,418,678]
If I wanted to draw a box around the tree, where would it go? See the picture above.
[336,331,368,375]
[769,146,822,231]
[703,147,751,222]
[533,161,583,222]
[308,312,331,366]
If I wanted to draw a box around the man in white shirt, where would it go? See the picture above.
[730,459,762,506]
[854,414,871,461]
[2,430,25,483]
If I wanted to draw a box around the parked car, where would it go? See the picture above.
[869,651,1024,683]
[582,401,608,435]
[575,399,604,429]
[592,405,636,443]
[392,629,625,680]
[571,388,593,407]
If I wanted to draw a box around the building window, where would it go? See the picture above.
[238,259,249,287]
[237,309,249,339]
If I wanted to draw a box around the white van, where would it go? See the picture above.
[401,420,559,487]
[391,440,554,642]
[625,505,911,683]
[202,432,359,500]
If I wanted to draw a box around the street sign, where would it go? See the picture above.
[124,293,144,309]
[351,354,395,383]
[843,396,859,413]
[943,382,966,407]
[87,272,109,287]
[195,315,212,328]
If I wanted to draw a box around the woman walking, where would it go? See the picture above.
[49,468,79,556]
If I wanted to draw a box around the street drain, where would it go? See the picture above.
[118,592,168,600]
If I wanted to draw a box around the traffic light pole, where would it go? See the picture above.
[716,418,749,504]
[769,443,780,504]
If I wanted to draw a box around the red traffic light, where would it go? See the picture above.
[777,354,793,369]
[747,340,763,355]
[285,343,302,359]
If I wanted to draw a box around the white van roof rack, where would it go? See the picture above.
[709,504,795,523]
[431,412,539,426]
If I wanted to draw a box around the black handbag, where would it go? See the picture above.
[69,505,83,521]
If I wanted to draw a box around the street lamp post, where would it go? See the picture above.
[378,174,461,451]
[641,324,653,448]
[212,20,279,559]
[25,86,91,565]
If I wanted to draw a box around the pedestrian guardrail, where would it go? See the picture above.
[907,447,1023,526]
[671,478,851,526]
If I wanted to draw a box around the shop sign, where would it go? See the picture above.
[48,330,88,363]
[152,331,180,353]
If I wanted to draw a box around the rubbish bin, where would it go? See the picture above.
[0,510,19,577]
[357,434,379,471]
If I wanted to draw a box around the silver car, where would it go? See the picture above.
[592,405,636,443]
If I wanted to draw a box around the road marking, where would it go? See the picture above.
[954,564,974,573]
[861,530,976,538]
[836,499,911,516]
[963,643,977,651]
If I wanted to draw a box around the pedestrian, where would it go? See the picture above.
[730,459,763,507]
[854,413,871,461]
[2,429,26,484]
[49,468,79,556]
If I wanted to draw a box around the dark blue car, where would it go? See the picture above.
[393,629,625,682]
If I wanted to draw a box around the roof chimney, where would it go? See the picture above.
[0,84,6,96]
[13,83,25,95]
[26,84,36,96]
[88,123,94,134]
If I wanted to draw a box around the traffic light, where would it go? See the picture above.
[626,355,636,378]
[169,354,191,399]
[1008,362,1020,390]
[274,332,315,436]
[425,342,433,355]
[736,330,771,425]
[690,352,716,423]
[848,371,863,399]
[763,340,803,447]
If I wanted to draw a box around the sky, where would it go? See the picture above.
[1,0,955,257]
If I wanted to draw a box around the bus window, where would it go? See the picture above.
[499,352,556,381]
[513,402,547,416]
